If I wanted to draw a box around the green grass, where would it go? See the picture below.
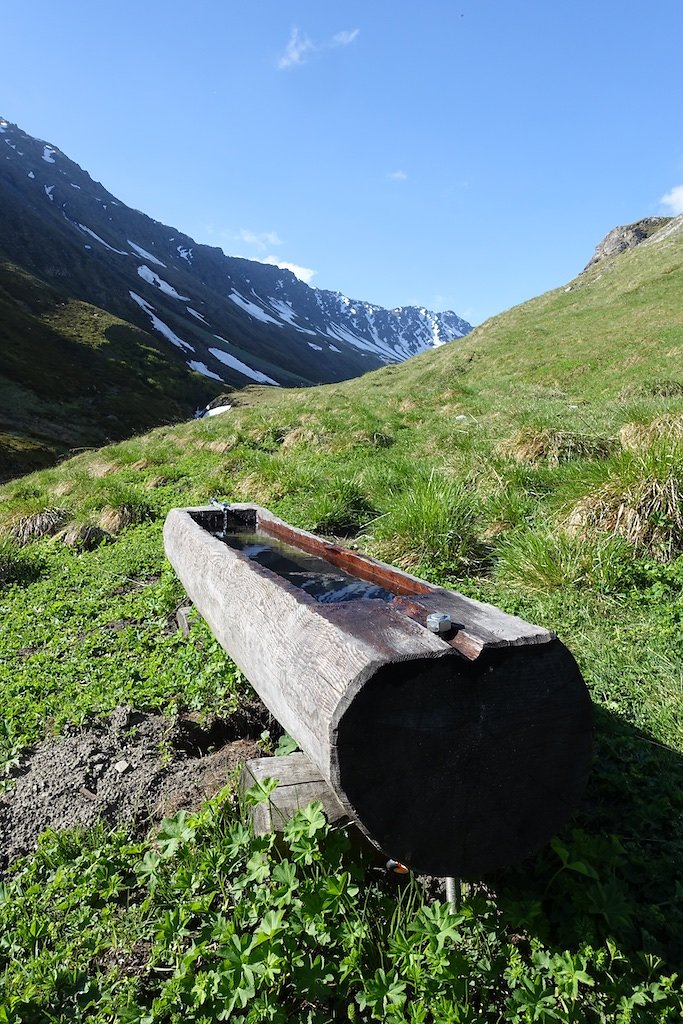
[368,471,481,571]
[2,789,681,1023]
[1,220,683,1018]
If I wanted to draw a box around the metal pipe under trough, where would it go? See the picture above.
[163,503,593,877]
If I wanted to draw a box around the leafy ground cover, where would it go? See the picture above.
[1,222,682,1019]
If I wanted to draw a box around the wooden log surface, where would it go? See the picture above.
[164,503,593,876]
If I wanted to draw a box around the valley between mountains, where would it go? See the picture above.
[0,116,470,481]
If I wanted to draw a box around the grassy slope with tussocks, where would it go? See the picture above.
[1,219,682,1020]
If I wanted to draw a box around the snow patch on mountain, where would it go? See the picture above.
[187,360,224,382]
[177,246,193,263]
[78,224,129,255]
[187,307,209,324]
[204,404,232,417]
[266,296,317,334]
[307,288,471,364]
[129,291,195,352]
[208,346,280,386]
[42,146,56,163]
[325,322,375,352]
[228,290,282,327]
[44,185,54,201]
[137,265,189,300]
[128,241,166,267]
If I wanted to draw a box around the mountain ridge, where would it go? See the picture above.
[0,113,471,476]
[0,115,471,382]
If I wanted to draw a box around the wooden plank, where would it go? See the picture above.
[244,753,329,787]
[241,754,347,834]
[259,514,432,598]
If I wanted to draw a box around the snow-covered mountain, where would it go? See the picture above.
[0,115,472,393]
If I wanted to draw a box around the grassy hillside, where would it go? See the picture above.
[0,220,682,1020]
[0,262,219,480]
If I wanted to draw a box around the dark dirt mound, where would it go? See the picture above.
[0,704,270,872]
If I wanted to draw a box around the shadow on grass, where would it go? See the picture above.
[493,705,683,967]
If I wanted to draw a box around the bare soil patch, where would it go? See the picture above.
[0,703,269,872]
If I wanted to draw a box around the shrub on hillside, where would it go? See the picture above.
[58,522,112,551]
[622,379,683,399]
[98,501,154,535]
[498,427,615,467]
[494,528,632,592]
[10,506,68,545]
[370,472,480,572]
[565,440,683,560]
[307,477,377,536]
[619,414,683,451]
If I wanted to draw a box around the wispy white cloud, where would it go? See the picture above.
[238,229,283,252]
[661,184,683,215]
[263,255,316,284]
[387,170,408,181]
[277,26,359,69]
[333,29,360,46]
[277,28,315,69]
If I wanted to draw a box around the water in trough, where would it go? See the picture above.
[216,530,398,604]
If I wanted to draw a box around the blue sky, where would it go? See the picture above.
[2,0,682,325]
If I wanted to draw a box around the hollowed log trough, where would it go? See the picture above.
[164,503,592,877]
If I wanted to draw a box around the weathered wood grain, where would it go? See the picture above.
[164,504,593,877]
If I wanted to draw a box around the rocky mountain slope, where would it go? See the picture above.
[0,115,471,476]
[584,216,671,269]
[0,117,470,386]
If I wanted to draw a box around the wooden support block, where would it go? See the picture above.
[175,604,194,637]
[240,753,348,835]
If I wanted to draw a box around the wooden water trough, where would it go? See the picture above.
[164,502,593,877]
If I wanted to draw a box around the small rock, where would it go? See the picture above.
[113,759,131,774]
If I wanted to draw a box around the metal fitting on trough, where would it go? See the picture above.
[426,612,452,634]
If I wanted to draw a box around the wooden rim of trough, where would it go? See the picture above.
[181,502,557,661]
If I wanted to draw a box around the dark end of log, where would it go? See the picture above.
[331,639,593,877]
